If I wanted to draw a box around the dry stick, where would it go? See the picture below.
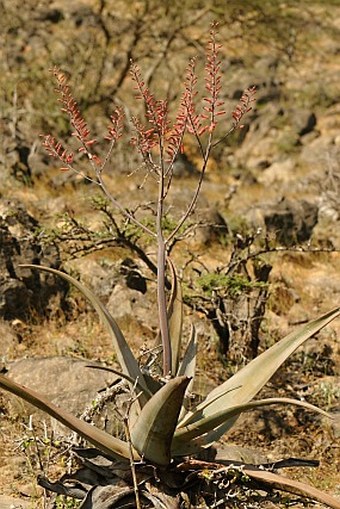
[102,378,142,509]
[45,138,155,239]
[166,130,210,246]
[124,417,142,509]
[41,422,54,509]
[19,417,50,506]
[97,172,155,237]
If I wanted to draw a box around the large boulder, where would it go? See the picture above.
[0,199,68,319]
[264,198,318,246]
[5,356,120,435]
[0,495,31,508]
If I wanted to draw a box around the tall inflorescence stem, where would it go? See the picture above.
[130,63,172,375]
[42,24,256,377]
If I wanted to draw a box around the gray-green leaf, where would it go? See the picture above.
[130,376,190,465]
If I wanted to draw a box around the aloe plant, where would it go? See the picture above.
[1,264,339,507]
[1,24,340,509]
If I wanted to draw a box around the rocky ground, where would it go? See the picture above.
[0,1,339,508]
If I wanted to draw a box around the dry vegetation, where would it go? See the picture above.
[0,1,339,507]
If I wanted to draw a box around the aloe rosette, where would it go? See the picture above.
[1,266,339,498]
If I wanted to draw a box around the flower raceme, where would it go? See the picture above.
[41,24,256,181]
[232,86,257,128]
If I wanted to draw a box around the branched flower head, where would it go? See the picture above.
[167,22,226,153]
[42,27,255,183]
[50,67,101,165]
[166,57,199,161]
[130,62,170,141]
[105,107,125,144]
[130,115,158,165]
[200,22,226,136]
[41,135,74,171]
[232,86,257,129]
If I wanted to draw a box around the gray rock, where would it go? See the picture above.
[172,153,199,177]
[36,7,64,23]
[107,282,158,329]
[120,258,147,294]
[330,411,340,439]
[187,208,229,246]
[6,357,119,434]
[264,198,318,246]
[257,158,296,186]
[0,199,68,320]
[65,257,117,302]
[214,444,267,464]
[233,102,282,163]
[0,319,18,359]
[2,140,33,185]
[300,134,336,171]
[0,495,31,509]
[290,109,317,137]
[246,198,319,247]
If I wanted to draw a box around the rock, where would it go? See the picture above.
[232,102,283,164]
[257,158,296,186]
[330,411,340,438]
[66,256,153,331]
[0,320,18,358]
[264,198,318,246]
[214,444,268,464]
[120,258,147,294]
[188,208,229,246]
[172,153,199,177]
[317,146,340,217]
[291,110,317,137]
[70,3,97,27]
[6,357,119,434]
[0,199,68,320]
[107,282,158,329]
[36,7,64,23]
[49,168,88,189]
[5,144,32,185]
[315,103,340,134]
[65,257,117,302]
[0,495,31,508]
[0,279,31,321]
[246,157,271,171]
[245,197,319,247]
[299,134,337,171]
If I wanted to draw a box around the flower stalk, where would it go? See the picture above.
[41,24,256,378]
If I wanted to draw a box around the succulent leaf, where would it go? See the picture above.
[0,374,136,462]
[179,307,340,436]
[177,325,198,421]
[20,264,149,405]
[142,372,164,395]
[130,376,190,465]
[173,397,331,444]
[86,364,153,398]
[243,468,340,509]
[177,324,197,380]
